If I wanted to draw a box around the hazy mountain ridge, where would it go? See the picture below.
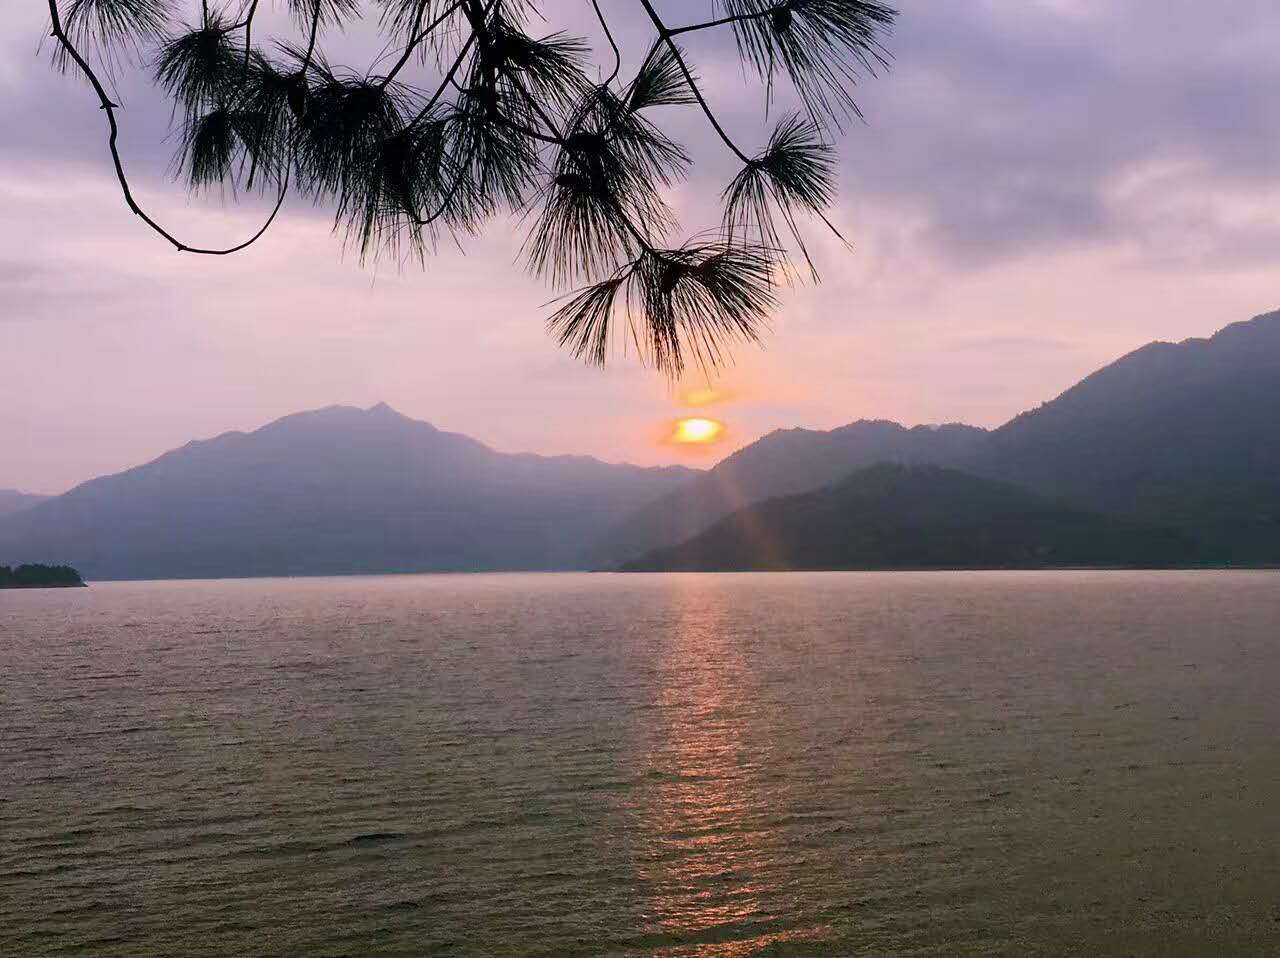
[0,490,50,517]
[605,308,1280,567]
[592,420,988,567]
[0,404,697,580]
[623,464,1207,572]
[968,310,1280,558]
[5,310,1280,578]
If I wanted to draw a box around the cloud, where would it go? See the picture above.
[837,0,1280,265]
[3,1,1280,491]
[11,1,1280,270]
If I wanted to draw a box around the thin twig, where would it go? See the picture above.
[47,0,287,255]
[632,0,752,164]
[668,2,791,38]
[407,18,484,127]
[238,0,260,73]
[588,0,620,86]
[379,0,467,89]
[300,0,323,72]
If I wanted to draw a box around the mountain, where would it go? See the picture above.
[622,464,1207,572]
[0,490,50,517]
[7,310,1280,578]
[593,421,987,566]
[968,310,1280,559]
[607,308,1280,566]
[0,404,696,580]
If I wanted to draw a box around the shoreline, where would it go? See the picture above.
[0,582,88,590]
[21,566,1280,584]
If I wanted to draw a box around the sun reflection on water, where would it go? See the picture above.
[625,577,827,953]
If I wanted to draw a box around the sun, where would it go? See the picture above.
[671,417,725,445]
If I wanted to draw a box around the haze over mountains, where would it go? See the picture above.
[972,313,1280,560]
[0,490,49,517]
[0,404,692,580]
[605,310,1280,569]
[592,421,987,567]
[2,310,1278,578]
[622,465,1206,572]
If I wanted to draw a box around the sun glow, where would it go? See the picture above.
[671,417,725,445]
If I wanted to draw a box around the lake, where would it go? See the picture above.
[2,572,1278,955]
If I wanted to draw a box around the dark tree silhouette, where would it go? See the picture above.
[44,0,895,375]
[0,564,86,587]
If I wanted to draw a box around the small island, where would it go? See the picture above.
[0,564,87,589]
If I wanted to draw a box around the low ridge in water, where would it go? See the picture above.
[3,572,1279,956]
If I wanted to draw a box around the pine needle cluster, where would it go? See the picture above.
[44,0,896,376]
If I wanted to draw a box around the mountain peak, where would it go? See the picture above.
[363,401,432,428]
[1211,308,1280,344]
[1245,307,1280,324]
[256,402,430,434]
[0,405,697,578]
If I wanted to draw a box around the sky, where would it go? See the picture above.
[3,0,1280,493]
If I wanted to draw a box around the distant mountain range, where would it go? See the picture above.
[3,310,1279,578]
[0,404,693,580]
[622,464,1207,572]
[616,310,1280,571]
[591,421,986,567]
[969,313,1280,561]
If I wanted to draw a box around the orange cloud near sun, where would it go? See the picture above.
[678,385,742,408]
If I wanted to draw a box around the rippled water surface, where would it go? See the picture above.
[3,572,1279,956]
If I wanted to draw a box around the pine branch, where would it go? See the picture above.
[632,0,752,165]
[47,0,288,255]
[38,0,896,373]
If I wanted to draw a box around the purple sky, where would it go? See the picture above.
[4,0,1280,493]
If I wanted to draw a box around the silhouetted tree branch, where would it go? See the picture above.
[43,0,895,375]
